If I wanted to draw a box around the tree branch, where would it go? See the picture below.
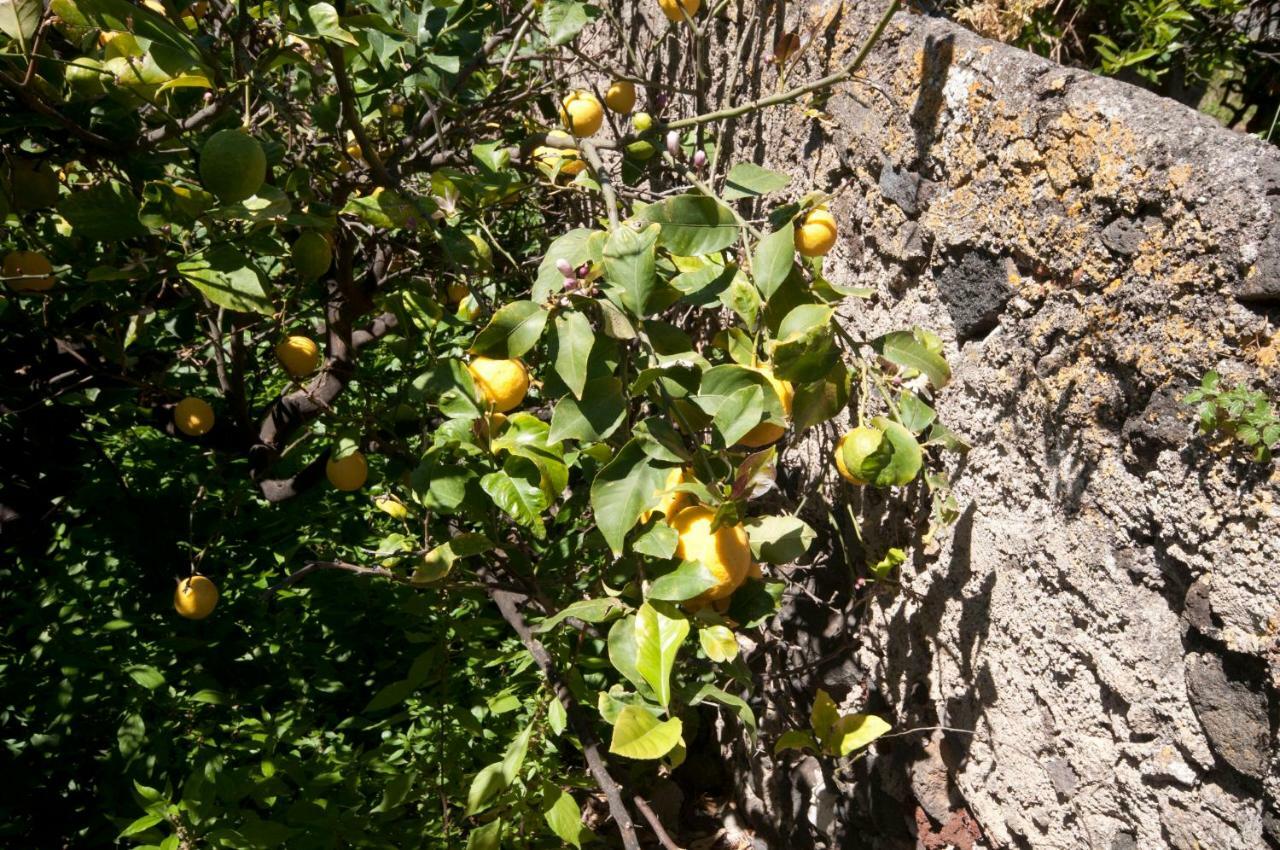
[324,42,396,187]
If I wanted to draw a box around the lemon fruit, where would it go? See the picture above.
[7,159,59,210]
[446,282,470,304]
[174,397,214,436]
[327,450,368,491]
[836,426,886,485]
[532,145,587,176]
[604,80,636,114]
[737,368,794,448]
[632,112,653,133]
[560,91,603,138]
[275,335,320,378]
[468,357,529,413]
[794,207,837,257]
[292,231,332,281]
[3,251,55,292]
[672,505,751,603]
[457,294,482,322]
[174,575,219,619]
[199,129,267,203]
[65,58,108,100]
[658,0,700,21]
[641,467,690,524]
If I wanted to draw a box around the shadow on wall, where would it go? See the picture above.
[910,34,954,172]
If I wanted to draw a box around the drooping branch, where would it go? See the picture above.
[475,563,644,850]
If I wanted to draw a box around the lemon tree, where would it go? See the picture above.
[0,0,968,847]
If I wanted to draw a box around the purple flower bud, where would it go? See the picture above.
[555,258,573,276]
[666,131,680,158]
[692,149,707,169]
[563,276,578,290]
[203,91,214,103]
[577,262,590,277]
[655,93,668,110]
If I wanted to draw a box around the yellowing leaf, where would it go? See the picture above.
[698,625,738,663]
[810,688,839,742]
[829,713,891,757]
[608,705,682,760]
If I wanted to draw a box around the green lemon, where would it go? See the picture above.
[632,112,653,133]
[199,129,267,203]
[625,140,656,161]
[291,231,333,281]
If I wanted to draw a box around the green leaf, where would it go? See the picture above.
[647,560,719,602]
[118,813,164,839]
[634,601,688,707]
[126,665,165,690]
[744,515,816,565]
[632,521,679,559]
[698,625,738,662]
[189,689,226,705]
[470,300,548,358]
[638,195,739,256]
[609,706,683,760]
[829,713,891,756]
[0,0,42,48]
[791,361,850,431]
[466,763,506,816]
[501,724,533,784]
[465,818,502,850]
[868,547,905,581]
[534,597,627,633]
[810,688,840,741]
[553,310,595,398]
[549,377,626,443]
[873,330,951,389]
[58,181,146,242]
[548,698,568,736]
[773,729,818,755]
[607,615,651,696]
[712,384,765,446]
[898,392,937,434]
[480,457,547,538]
[589,440,670,556]
[140,181,215,229]
[541,785,586,847]
[770,304,838,383]
[177,246,274,315]
[751,225,795,300]
[870,417,923,487]
[722,162,791,201]
[341,188,432,229]
[688,683,756,739]
[541,0,592,45]
[603,222,661,318]
[307,2,358,44]
[58,0,203,66]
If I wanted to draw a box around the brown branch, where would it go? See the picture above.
[633,796,683,850]
[324,42,396,188]
[475,563,642,850]
[265,559,412,595]
[0,70,123,151]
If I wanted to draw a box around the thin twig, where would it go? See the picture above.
[633,796,683,850]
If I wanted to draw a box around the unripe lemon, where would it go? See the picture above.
[794,207,837,257]
[624,140,656,161]
[174,575,219,619]
[291,231,332,281]
[737,369,794,448]
[560,91,603,138]
[468,357,530,413]
[65,58,108,100]
[327,450,368,491]
[632,112,653,133]
[3,251,55,292]
[275,335,320,378]
[836,426,886,485]
[641,467,690,524]
[199,129,267,203]
[446,282,470,305]
[672,505,751,603]
[658,0,700,22]
[174,397,214,436]
[604,80,636,114]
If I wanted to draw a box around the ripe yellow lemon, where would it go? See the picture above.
[292,231,333,281]
[468,357,530,413]
[672,505,751,602]
[532,145,587,176]
[604,80,636,114]
[457,294,482,322]
[199,129,266,203]
[658,0,700,21]
[174,397,214,436]
[275,335,320,378]
[836,426,885,485]
[560,91,604,138]
[641,467,690,524]
[737,368,794,448]
[3,251,55,292]
[327,450,368,491]
[174,575,219,619]
[794,207,837,257]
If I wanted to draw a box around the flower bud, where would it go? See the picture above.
[577,262,591,277]
[555,257,573,276]
[692,149,707,169]
[666,131,680,158]
[563,276,578,290]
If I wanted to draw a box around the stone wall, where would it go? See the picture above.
[725,4,1280,848]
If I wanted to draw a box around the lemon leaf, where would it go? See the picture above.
[633,601,689,707]
[698,625,738,662]
[829,713,891,756]
[608,705,683,760]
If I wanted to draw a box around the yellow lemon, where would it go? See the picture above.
[794,207,837,257]
[174,397,214,436]
[327,450,368,491]
[737,368,794,448]
[468,357,530,413]
[672,505,751,603]
[3,251,55,292]
[640,467,690,524]
[836,426,885,485]
[559,91,603,138]
[275,335,320,378]
[658,0,700,21]
[174,575,219,619]
[604,80,636,114]
[457,294,482,322]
